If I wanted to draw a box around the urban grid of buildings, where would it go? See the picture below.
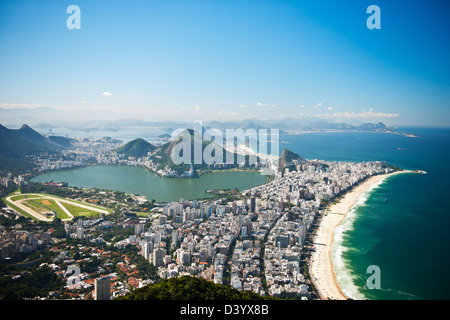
[50,159,390,299]
[1,131,393,300]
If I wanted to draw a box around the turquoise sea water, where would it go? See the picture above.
[282,128,450,300]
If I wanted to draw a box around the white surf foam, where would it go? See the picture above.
[331,176,389,300]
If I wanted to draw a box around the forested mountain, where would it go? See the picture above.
[116,275,273,300]
[0,124,73,172]
[116,138,157,158]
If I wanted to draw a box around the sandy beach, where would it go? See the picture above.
[309,170,413,300]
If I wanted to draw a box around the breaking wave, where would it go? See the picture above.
[331,176,389,300]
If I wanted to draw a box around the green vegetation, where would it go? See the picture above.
[3,188,111,222]
[9,194,40,201]
[102,226,135,243]
[204,188,243,204]
[2,196,39,221]
[121,246,159,281]
[0,123,72,173]
[152,129,261,175]
[281,149,302,163]
[17,183,114,213]
[279,148,307,172]
[59,202,101,218]
[116,275,274,300]
[0,265,65,300]
[386,164,403,172]
[24,198,72,220]
[116,138,157,158]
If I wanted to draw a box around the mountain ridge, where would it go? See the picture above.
[0,123,74,172]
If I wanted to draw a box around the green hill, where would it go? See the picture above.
[116,276,273,300]
[116,138,157,158]
[0,124,43,159]
[0,124,73,172]
[11,124,50,147]
[152,129,260,174]
[279,148,308,172]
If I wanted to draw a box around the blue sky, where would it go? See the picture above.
[0,0,449,126]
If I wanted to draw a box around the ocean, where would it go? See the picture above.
[281,128,450,300]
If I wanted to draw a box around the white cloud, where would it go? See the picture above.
[256,102,275,107]
[240,104,248,108]
[101,91,113,96]
[317,108,400,118]
[328,107,334,110]
[0,102,49,109]
[179,106,201,112]
[314,102,324,109]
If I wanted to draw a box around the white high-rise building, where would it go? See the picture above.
[177,249,191,264]
[76,227,84,240]
[142,241,153,260]
[135,223,144,236]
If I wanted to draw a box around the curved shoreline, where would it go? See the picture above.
[310,170,416,300]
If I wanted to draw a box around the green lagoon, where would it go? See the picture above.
[30,166,266,203]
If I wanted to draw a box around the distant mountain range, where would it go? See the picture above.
[0,124,74,172]
[41,117,415,137]
[2,116,412,136]
[203,118,398,134]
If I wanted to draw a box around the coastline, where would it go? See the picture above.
[309,170,415,300]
